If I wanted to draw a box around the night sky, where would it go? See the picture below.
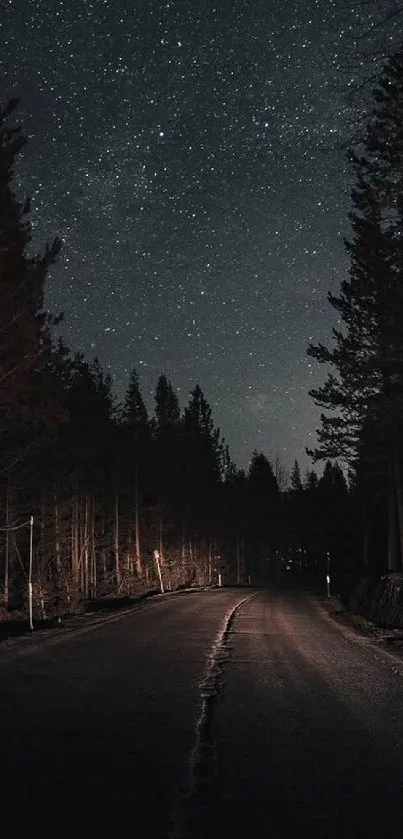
[1,1,400,473]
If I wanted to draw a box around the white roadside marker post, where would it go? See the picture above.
[153,549,164,594]
[28,515,34,630]
[326,552,331,599]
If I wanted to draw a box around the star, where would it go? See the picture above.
[2,0,400,472]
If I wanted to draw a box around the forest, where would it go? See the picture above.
[1,42,403,621]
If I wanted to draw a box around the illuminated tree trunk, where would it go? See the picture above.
[159,516,164,564]
[115,493,121,594]
[134,465,142,576]
[102,523,107,586]
[71,483,79,588]
[83,495,90,599]
[4,485,10,608]
[54,487,61,575]
[91,496,96,599]
[208,540,213,584]
[181,514,186,566]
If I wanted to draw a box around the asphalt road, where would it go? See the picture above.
[1,588,403,838]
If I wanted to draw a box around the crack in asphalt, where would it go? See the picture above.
[169,591,258,839]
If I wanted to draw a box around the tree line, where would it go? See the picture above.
[3,41,403,615]
[0,99,352,616]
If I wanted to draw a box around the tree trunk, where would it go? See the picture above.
[54,487,61,575]
[159,516,164,564]
[181,514,186,564]
[362,495,369,568]
[40,498,46,582]
[115,493,121,594]
[134,466,142,576]
[71,486,79,587]
[393,458,403,572]
[101,520,107,587]
[236,534,242,585]
[388,460,397,571]
[363,521,369,568]
[4,485,10,609]
[84,495,89,599]
[91,495,96,599]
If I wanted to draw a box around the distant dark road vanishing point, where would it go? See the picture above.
[2,587,403,838]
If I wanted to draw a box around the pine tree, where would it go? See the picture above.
[63,354,115,485]
[222,466,247,577]
[290,459,303,492]
[182,385,224,527]
[183,384,223,482]
[248,451,279,495]
[304,469,318,491]
[320,461,347,491]
[317,461,351,586]
[245,451,280,578]
[152,375,181,564]
[0,101,61,415]
[120,367,149,577]
[0,100,61,473]
[307,47,403,568]
[181,385,224,551]
[284,460,308,574]
[122,367,148,429]
[308,48,403,463]
[155,374,180,431]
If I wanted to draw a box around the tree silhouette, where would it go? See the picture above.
[0,99,61,476]
[308,47,403,569]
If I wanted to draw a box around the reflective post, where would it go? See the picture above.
[153,549,164,594]
[28,515,34,630]
[326,552,331,598]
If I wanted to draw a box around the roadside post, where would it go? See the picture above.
[153,549,164,594]
[326,552,331,598]
[28,516,34,630]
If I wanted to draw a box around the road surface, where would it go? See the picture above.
[1,587,403,838]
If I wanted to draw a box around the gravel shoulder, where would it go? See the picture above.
[316,592,403,660]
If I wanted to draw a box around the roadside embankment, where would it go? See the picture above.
[346,573,403,629]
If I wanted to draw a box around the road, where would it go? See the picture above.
[1,588,403,838]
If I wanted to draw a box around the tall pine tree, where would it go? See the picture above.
[155,374,180,431]
[182,384,224,546]
[120,367,150,575]
[0,101,61,423]
[308,46,403,569]
[122,367,148,430]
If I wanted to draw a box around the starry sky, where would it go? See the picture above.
[1,0,400,474]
